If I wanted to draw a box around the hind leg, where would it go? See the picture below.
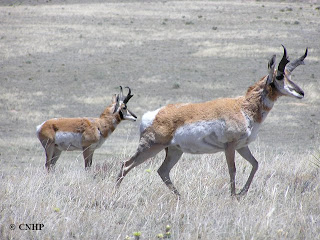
[40,137,62,171]
[49,147,62,169]
[116,143,165,187]
[41,139,55,171]
[158,146,183,196]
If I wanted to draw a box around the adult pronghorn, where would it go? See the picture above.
[37,87,137,171]
[117,46,307,197]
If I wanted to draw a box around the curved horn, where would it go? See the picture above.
[286,48,308,73]
[119,86,124,101]
[276,45,290,80]
[123,86,134,104]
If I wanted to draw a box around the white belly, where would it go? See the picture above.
[55,131,106,151]
[170,119,260,153]
[55,132,83,151]
[171,120,227,154]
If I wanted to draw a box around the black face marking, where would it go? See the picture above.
[276,75,284,80]
[119,111,124,120]
[269,82,276,89]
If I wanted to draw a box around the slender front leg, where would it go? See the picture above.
[236,146,258,195]
[225,142,236,196]
[83,147,94,170]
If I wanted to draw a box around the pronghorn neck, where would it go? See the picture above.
[98,104,122,138]
[242,76,281,123]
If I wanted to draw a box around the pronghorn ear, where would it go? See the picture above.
[266,54,276,85]
[113,94,120,113]
[111,94,117,104]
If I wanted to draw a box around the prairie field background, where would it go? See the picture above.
[1,0,320,239]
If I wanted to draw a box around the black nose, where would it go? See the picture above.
[300,90,304,97]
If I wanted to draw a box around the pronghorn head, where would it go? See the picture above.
[113,86,137,121]
[267,45,307,99]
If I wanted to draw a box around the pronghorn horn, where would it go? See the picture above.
[119,86,124,100]
[267,54,276,84]
[123,86,133,104]
[286,48,308,73]
[276,45,290,80]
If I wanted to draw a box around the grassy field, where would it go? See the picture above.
[1,0,320,239]
[1,145,320,239]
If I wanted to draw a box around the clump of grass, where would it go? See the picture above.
[133,231,141,240]
[124,231,142,240]
[157,225,171,238]
[185,21,194,25]
[311,150,320,168]
[172,83,180,89]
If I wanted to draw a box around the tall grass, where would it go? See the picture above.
[1,143,319,240]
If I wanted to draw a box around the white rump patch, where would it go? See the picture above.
[140,107,162,133]
[55,132,83,151]
[36,121,46,137]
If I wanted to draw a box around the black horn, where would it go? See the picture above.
[286,48,308,73]
[276,45,290,80]
[119,86,124,100]
[123,87,134,104]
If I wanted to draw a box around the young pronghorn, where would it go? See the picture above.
[116,46,307,197]
[37,86,137,171]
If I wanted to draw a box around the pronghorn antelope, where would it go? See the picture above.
[37,87,137,171]
[116,46,307,197]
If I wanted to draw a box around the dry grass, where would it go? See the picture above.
[1,1,320,239]
[1,140,319,240]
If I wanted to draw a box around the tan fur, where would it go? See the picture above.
[117,49,306,197]
[37,91,136,170]
[242,75,281,123]
[150,98,245,144]
[149,75,279,144]
[38,104,121,148]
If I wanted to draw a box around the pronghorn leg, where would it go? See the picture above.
[43,140,55,171]
[157,146,183,197]
[116,144,165,187]
[50,147,62,167]
[225,142,236,196]
[83,147,94,169]
[236,146,258,195]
